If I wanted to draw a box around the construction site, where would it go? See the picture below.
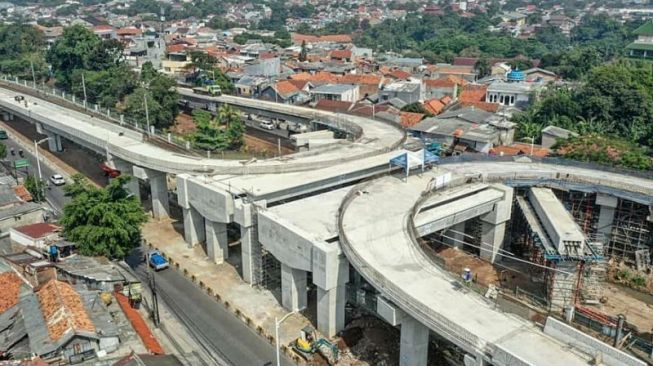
[421,181,653,363]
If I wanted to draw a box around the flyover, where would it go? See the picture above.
[338,161,653,366]
[2,79,653,366]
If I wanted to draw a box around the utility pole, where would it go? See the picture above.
[81,73,88,109]
[143,90,151,134]
[30,60,36,88]
[147,259,160,326]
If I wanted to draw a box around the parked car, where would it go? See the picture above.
[148,250,169,271]
[49,174,66,186]
[0,130,7,139]
[259,120,275,130]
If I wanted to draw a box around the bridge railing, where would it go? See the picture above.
[439,154,653,180]
[0,75,274,160]
[337,180,485,357]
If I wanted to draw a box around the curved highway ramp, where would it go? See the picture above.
[339,171,600,366]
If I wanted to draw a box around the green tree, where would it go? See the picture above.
[191,109,229,151]
[60,174,147,259]
[554,134,652,170]
[474,57,492,79]
[24,175,46,202]
[124,62,179,129]
[0,143,6,160]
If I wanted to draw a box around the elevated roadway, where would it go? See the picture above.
[0,86,404,175]
[338,161,653,366]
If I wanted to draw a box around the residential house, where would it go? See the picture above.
[235,75,269,97]
[379,82,421,105]
[423,76,467,100]
[338,74,382,98]
[547,15,575,34]
[541,125,578,149]
[486,81,538,108]
[93,25,116,40]
[10,223,60,250]
[409,108,516,153]
[310,84,359,103]
[523,68,557,82]
[627,21,653,59]
[259,80,310,104]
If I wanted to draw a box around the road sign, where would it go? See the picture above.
[13,159,29,169]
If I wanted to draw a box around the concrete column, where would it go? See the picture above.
[317,284,346,337]
[480,221,505,263]
[241,224,261,285]
[54,134,63,152]
[281,263,307,311]
[46,133,58,151]
[446,222,466,249]
[399,316,429,366]
[479,184,513,264]
[183,206,205,247]
[110,158,141,203]
[147,169,169,220]
[596,194,618,245]
[205,220,228,264]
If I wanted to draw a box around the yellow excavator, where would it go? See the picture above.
[293,326,339,365]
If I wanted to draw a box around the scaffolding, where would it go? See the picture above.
[608,199,652,265]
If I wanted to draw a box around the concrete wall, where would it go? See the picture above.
[177,175,234,223]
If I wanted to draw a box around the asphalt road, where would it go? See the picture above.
[2,136,69,213]
[126,248,294,366]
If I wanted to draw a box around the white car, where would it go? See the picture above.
[49,174,65,186]
[259,120,275,130]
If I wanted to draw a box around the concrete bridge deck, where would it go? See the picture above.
[0,86,404,175]
[338,171,594,366]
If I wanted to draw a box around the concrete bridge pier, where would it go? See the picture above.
[281,263,307,311]
[35,123,63,152]
[447,222,466,249]
[399,316,429,366]
[205,220,228,264]
[596,193,618,244]
[315,254,348,337]
[479,185,513,263]
[109,158,141,202]
[143,168,170,220]
[183,206,205,248]
[237,201,264,286]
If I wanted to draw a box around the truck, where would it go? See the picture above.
[148,250,169,271]
[192,85,222,96]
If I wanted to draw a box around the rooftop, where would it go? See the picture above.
[634,21,653,36]
[311,83,357,95]
[13,223,60,240]
[0,272,26,313]
[36,280,95,342]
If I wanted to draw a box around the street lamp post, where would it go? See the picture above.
[275,307,305,366]
[34,137,50,200]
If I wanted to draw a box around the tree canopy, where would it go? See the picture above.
[191,105,245,151]
[60,174,147,259]
[554,134,652,171]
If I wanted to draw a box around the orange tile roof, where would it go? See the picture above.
[15,223,60,239]
[290,71,338,84]
[37,280,95,342]
[115,292,164,355]
[440,95,453,105]
[315,99,353,113]
[0,272,24,313]
[424,75,468,88]
[291,33,353,44]
[400,112,425,128]
[459,100,500,113]
[14,185,32,202]
[423,99,445,115]
[274,80,300,97]
[459,85,488,102]
[287,79,311,90]
[330,49,352,59]
[387,69,411,80]
[166,44,186,54]
[116,26,141,36]
[492,143,550,158]
[338,74,381,85]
